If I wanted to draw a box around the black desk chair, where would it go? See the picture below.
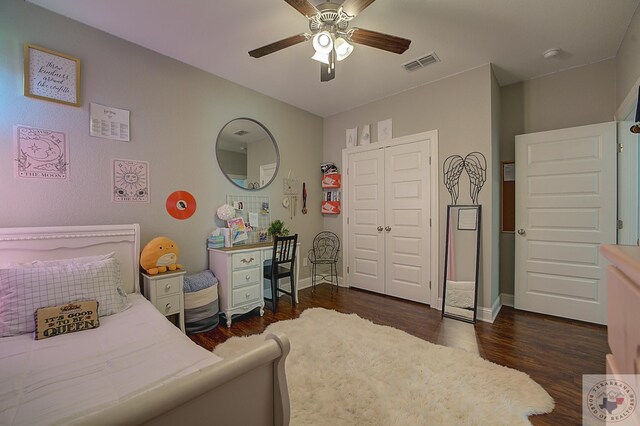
[308,231,340,292]
[264,234,298,313]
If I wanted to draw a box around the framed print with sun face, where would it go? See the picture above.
[112,159,149,203]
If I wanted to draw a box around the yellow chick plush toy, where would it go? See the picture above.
[140,237,182,275]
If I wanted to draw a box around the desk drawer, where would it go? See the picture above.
[232,267,261,288]
[156,293,181,316]
[232,251,260,270]
[154,276,181,297]
[232,283,261,307]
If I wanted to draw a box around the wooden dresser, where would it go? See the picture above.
[600,244,640,376]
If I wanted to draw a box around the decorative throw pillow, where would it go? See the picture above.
[34,300,100,340]
[0,257,129,337]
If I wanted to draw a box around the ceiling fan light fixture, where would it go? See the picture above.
[311,51,330,64]
[313,31,333,54]
[334,37,353,61]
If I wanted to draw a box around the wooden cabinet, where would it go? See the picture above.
[142,270,186,333]
[209,242,301,327]
[600,244,640,376]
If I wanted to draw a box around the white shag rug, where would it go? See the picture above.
[214,308,554,425]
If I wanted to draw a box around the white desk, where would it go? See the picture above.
[208,242,300,327]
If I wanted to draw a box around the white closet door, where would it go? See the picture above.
[347,149,385,293]
[384,141,431,303]
[514,122,616,324]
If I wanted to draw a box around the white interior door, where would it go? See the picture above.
[384,141,431,303]
[259,162,277,187]
[514,122,616,324]
[347,149,385,293]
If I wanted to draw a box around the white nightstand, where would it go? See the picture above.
[142,270,186,333]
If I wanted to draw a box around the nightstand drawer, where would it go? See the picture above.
[156,294,181,316]
[232,284,261,307]
[154,276,181,297]
[232,267,261,288]
[232,251,260,270]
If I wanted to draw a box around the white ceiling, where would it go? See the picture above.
[28,0,640,117]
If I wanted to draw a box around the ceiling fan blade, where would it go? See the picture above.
[248,34,308,58]
[320,63,335,82]
[341,0,376,17]
[349,28,411,54]
[284,0,319,18]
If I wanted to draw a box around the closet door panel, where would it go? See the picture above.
[347,149,385,293]
[384,141,431,303]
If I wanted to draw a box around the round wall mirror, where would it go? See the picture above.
[215,118,279,190]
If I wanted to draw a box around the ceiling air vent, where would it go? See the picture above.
[402,52,440,72]
[234,130,249,136]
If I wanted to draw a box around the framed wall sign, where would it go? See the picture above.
[24,44,81,107]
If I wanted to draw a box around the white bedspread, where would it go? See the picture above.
[0,294,222,425]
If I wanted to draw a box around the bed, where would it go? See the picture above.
[0,224,290,425]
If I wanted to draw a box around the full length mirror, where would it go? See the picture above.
[442,205,481,323]
[216,118,279,190]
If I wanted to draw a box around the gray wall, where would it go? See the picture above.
[323,65,499,311]
[0,0,324,276]
[617,4,640,108]
[217,150,247,178]
[498,59,617,296]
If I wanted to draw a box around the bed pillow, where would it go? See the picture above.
[6,252,115,268]
[34,300,100,340]
[0,258,129,337]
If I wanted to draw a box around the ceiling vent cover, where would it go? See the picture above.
[402,52,440,72]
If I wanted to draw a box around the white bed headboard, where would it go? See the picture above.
[0,224,140,293]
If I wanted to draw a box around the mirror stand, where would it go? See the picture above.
[441,204,481,323]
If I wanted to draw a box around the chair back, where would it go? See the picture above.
[312,231,340,261]
[272,234,298,267]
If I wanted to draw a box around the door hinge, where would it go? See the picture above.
[347,217,349,225]
[429,218,432,227]
[429,280,432,289]
[617,219,624,230]
[618,143,624,153]
[429,156,431,165]
[347,266,350,274]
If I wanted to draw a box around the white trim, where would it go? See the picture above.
[500,293,514,307]
[616,75,640,120]
[476,296,502,323]
[342,129,439,307]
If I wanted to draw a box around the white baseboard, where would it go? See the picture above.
[500,293,514,307]
[437,296,500,323]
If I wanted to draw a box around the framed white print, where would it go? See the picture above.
[112,159,149,203]
[346,127,357,148]
[24,44,80,107]
[359,124,371,145]
[458,208,478,231]
[14,124,69,180]
[377,118,392,141]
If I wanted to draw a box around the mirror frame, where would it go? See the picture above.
[215,117,280,191]
[441,204,481,323]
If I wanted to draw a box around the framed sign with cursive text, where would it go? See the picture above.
[24,44,81,107]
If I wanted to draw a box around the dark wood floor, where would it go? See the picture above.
[189,284,609,425]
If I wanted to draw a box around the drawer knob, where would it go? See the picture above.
[246,292,251,299]
[165,284,172,291]
[165,303,172,311]
[245,274,251,281]
[240,257,255,264]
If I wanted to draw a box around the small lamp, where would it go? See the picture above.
[335,37,353,61]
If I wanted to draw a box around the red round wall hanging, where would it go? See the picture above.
[166,190,196,220]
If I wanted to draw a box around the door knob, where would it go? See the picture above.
[377,226,383,232]
[385,226,391,232]
[517,229,526,236]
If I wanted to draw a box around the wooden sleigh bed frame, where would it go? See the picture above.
[0,224,290,426]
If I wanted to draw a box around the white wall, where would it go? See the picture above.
[617,4,640,108]
[323,65,499,310]
[0,0,324,276]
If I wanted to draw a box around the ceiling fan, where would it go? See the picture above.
[248,0,411,82]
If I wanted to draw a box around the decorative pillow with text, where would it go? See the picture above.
[34,300,100,340]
